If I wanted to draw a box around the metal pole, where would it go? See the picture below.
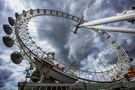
[83,25,135,33]
[79,12,135,27]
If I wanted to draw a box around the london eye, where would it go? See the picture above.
[2,8,135,90]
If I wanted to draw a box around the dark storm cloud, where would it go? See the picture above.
[0,0,4,11]
[100,53,117,65]
[36,17,74,65]
[108,0,135,11]
[0,58,3,66]
[37,17,72,49]
[0,69,13,88]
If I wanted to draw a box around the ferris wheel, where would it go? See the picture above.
[2,8,135,84]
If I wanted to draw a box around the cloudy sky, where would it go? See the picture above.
[0,0,135,89]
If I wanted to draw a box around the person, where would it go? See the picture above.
[56,64,60,70]
[61,67,65,72]
[124,74,130,81]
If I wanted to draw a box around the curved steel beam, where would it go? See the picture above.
[14,9,130,82]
